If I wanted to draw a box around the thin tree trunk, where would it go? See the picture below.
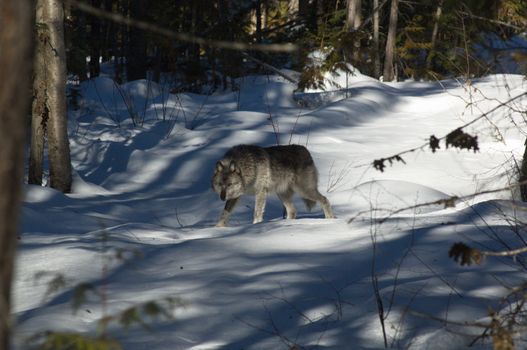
[114,0,124,84]
[29,0,47,185]
[383,0,399,81]
[43,0,72,193]
[373,0,381,78]
[345,0,358,30]
[262,0,268,30]
[255,0,262,43]
[346,0,362,62]
[353,0,362,62]
[0,0,33,348]
[89,0,101,77]
[127,0,147,81]
[289,0,299,17]
[101,0,113,62]
[520,139,527,201]
[425,0,443,72]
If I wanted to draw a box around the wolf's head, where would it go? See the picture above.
[212,160,244,201]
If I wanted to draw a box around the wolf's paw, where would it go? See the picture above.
[215,221,228,227]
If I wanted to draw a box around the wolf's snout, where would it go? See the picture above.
[220,190,226,201]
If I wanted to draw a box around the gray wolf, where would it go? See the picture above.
[211,144,335,227]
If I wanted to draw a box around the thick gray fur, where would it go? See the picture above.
[211,144,335,227]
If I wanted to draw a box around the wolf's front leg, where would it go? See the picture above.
[253,190,267,224]
[216,197,240,227]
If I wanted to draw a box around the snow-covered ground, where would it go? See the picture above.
[14,69,527,349]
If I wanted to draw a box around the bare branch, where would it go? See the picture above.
[349,178,527,225]
[370,91,527,172]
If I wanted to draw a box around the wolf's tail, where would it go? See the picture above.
[302,198,316,212]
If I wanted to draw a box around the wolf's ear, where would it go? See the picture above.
[229,161,239,174]
[215,161,224,173]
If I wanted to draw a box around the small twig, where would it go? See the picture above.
[408,309,489,328]
[369,208,388,348]
[349,178,527,225]
[174,208,184,228]
[288,110,303,145]
[410,249,463,298]
[366,91,527,172]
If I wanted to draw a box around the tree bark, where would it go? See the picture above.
[383,0,399,81]
[425,0,444,72]
[43,0,72,193]
[346,0,362,63]
[255,0,262,43]
[372,0,381,78]
[29,1,47,186]
[288,0,299,17]
[520,139,527,202]
[0,0,33,348]
[89,0,101,77]
[345,0,361,30]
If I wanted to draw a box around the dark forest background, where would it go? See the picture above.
[65,0,527,93]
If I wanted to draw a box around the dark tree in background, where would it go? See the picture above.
[127,0,147,81]
[63,0,526,89]
[0,0,33,348]
[89,0,101,77]
[383,0,399,81]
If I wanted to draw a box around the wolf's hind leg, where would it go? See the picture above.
[278,189,296,219]
[296,187,335,219]
[216,197,240,227]
[253,190,267,224]
[317,193,335,219]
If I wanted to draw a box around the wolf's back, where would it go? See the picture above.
[264,145,315,172]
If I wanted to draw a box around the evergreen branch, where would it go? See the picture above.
[63,0,298,53]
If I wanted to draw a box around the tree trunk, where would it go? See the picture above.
[262,0,268,30]
[425,0,444,72]
[114,0,125,84]
[373,0,381,78]
[520,139,527,202]
[29,0,47,186]
[101,0,113,62]
[345,0,360,30]
[289,0,299,17]
[255,0,262,43]
[383,0,399,81]
[43,0,72,193]
[127,0,147,81]
[0,0,33,348]
[89,0,101,77]
[346,0,362,63]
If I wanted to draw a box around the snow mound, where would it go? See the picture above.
[295,64,381,107]
[71,170,114,196]
[23,185,69,205]
[350,180,451,214]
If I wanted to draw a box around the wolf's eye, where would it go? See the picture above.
[226,183,232,187]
